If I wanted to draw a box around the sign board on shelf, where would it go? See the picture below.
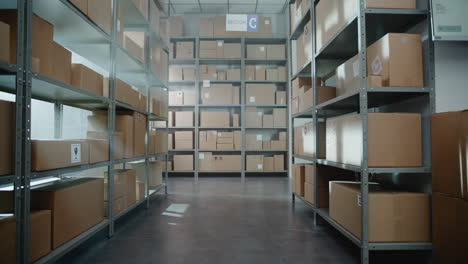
[226,14,259,32]
[431,0,468,41]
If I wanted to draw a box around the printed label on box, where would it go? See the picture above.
[203,80,210,87]
[371,56,382,75]
[204,92,210,98]
[177,91,183,97]
[249,97,256,103]
[257,164,263,169]
[217,41,223,47]
[199,153,205,159]
[265,19,270,25]
[256,134,263,141]
[256,65,261,69]
[71,144,81,163]
[257,112,262,116]
[260,46,265,52]
[211,131,217,135]
[357,195,362,207]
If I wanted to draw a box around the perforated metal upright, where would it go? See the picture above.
[194,37,201,183]
[240,37,246,181]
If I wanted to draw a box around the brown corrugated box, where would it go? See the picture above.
[316,86,337,105]
[199,130,217,150]
[199,17,214,37]
[51,41,71,85]
[276,91,286,105]
[183,90,196,105]
[431,110,468,200]
[274,154,284,171]
[262,115,274,127]
[168,133,173,150]
[87,131,124,160]
[336,54,360,96]
[0,210,52,263]
[169,91,184,106]
[234,131,241,150]
[200,112,230,127]
[114,169,137,208]
[258,17,273,37]
[246,107,263,127]
[217,143,234,150]
[267,44,285,59]
[326,113,422,167]
[116,79,139,108]
[217,71,226,81]
[273,108,287,127]
[247,155,263,171]
[246,134,263,150]
[70,0,87,14]
[433,193,468,264]
[176,41,194,59]
[136,181,145,201]
[88,0,112,34]
[292,164,305,196]
[175,111,194,127]
[170,16,184,37]
[200,40,217,58]
[169,67,183,81]
[367,33,423,87]
[175,131,193,149]
[245,65,256,80]
[31,178,104,249]
[128,161,163,189]
[88,139,109,163]
[0,100,14,176]
[330,182,431,242]
[133,112,146,157]
[123,32,145,62]
[246,84,276,105]
[116,114,134,158]
[366,0,416,9]
[201,84,234,105]
[263,157,274,171]
[31,140,90,171]
[292,77,312,98]
[266,68,278,81]
[233,114,239,127]
[255,66,266,81]
[104,197,124,217]
[232,86,240,104]
[279,131,287,141]
[247,44,267,59]
[174,155,193,171]
[271,140,287,150]
[71,64,103,96]
[263,141,271,150]
[226,69,241,80]
[224,43,241,58]
[183,68,196,81]
[367,75,382,87]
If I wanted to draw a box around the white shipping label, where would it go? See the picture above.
[260,46,265,52]
[256,134,263,141]
[357,195,362,207]
[217,41,223,47]
[71,144,81,163]
[199,153,205,159]
[257,112,262,116]
[258,164,263,169]
[218,132,222,136]
[371,56,382,75]
[265,19,270,25]
[117,20,121,31]
[203,80,210,87]
[211,131,217,135]
[249,97,256,103]
[177,91,183,97]
[256,65,261,69]
[352,60,360,77]
[204,92,210,98]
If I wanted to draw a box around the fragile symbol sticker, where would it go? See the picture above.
[71,144,81,163]
[371,56,382,75]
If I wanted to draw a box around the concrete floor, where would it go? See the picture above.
[59,177,430,264]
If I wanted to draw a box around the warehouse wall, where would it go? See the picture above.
[434,42,468,113]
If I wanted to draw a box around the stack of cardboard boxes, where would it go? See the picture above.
[201,84,240,105]
[168,90,196,106]
[199,131,242,150]
[246,132,287,150]
[198,16,272,37]
[295,20,312,71]
[168,111,194,127]
[199,65,241,81]
[199,153,242,171]
[149,130,168,154]
[173,131,193,150]
[114,78,148,112]
[128,160,165,193]
[150,88,168,117]
[199,40,241,59]
[169,16,184,37]
[246,154,284,172]
[200,111,231,127]
[247,44,285,59]
[104,169,138,216]
[246,65,287,81]
[431,110,468,263]
[173,155,193,171]
[169,67,196,81]
[289,0,310,32]
[245,107,287,128]
[174,41,194,59]
[294,121,325,158]
[151,43,169,84]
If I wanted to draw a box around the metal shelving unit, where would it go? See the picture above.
[169,36,290,180]
[0,0,169,263]
[288,1,434,263]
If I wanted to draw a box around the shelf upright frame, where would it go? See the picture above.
[357,0,369,263]
[144,0,151,209]
[15,0,33,262]
[194,37,200,183]
[240,37,246,182]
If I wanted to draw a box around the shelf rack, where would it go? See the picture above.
[0,0,169,263]
[169,36,290,181]
[288,1,435,263]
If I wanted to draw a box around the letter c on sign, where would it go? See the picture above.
[249,17,257,29]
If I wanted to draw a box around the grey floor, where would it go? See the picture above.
[59,177,430,264]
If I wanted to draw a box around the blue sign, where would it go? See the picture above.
[247,15,258,32]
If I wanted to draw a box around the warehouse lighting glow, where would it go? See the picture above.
[162,204,190,218]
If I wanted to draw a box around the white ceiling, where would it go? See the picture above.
[159,0,289,15]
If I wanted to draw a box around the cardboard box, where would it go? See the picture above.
[168,133,173,150]
[263,115,274,127]
[279,132,287,141]
[183,68,195,81]
[326,113,422,167]
[176,41,194,59]
[263,157,274,171]
[71,64,103,96]
[263,141,271,150]
[234,131,241,150]
[216,40,224,58]
[433,193,468,264]
[274,154,284,171]
[175,111,194,127]
[0,100,14,176]
[226,69,241,80]
[199,153,241,171]
[277,66,287,81]
[294,122,326,158]
[115,114,134,158]
[233,114,239,127]
[267,44,285,59]
[87,131,124,160]
[316,0,357,52]
[124,32,145,62]
[0,210,52,263]
[367,75,382,87]
[247,45,267,59]
[114,169,137,208]
[292,97,299,114]
[266,68,277,81]
[199,17,214,37]
[201,84,234,105]
[245,65,256,81]
[169,91,184,106]
[273,108,287,127]
[276,91,286,105]
[247,155,263,171]
[316,86,337,105]
[246,84,276,105]
[336,54,360,96]
[199,130,217,150]
[299,87,313,112]
[246,134,263,150]
[200,112,230,127]
[174,155,193,171]
[175,131,193,149]
[0,11,53,77]
[224,43,241,58]
[330,182,431,242]
[217,143,234,150]
[133,112,146,157]
[31,140,90,171]
[183,90,196,105]
[70,0,87,14]
[431,111,468,200]
[232,86,240,104]
[200,41,217,58]
[104,197,124,217]
[255,66,266,81]
[116,79,139,108]
[51,42,71,85]
[259,17,273,37]
[169,67,183,81]
[117,8,125,45]
[245,107,263,127]
[170,16,184,37]
[31,178,104,249]
[367,33,423,87]
[366,0,416,9]
[88,0,112,34]
[292,164,305,196]
[217,71,226,81]
[271,140,287,150]
[128,161,163,189]
[292,77,312,98]
[88,139,109,163]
